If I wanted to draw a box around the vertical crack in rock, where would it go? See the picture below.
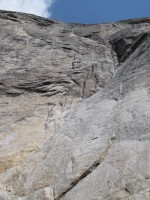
[82,70,89,98]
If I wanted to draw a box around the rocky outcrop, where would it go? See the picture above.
[0,10,150,200]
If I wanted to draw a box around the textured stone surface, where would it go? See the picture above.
[0,10,150,200]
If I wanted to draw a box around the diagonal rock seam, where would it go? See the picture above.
[54,142,113,200]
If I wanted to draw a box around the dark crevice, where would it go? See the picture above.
[124,187,131,194]
[70,76,80,86]
[110,32,149,63]
[130,33,149,52]
[54,143,112,200]
[72,71,83,74]
[62,46,79,53]
[6,92,24,97]
[121,33,149,62]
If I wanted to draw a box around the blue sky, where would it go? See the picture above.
[51,0,150,23]
[0,0,149,24]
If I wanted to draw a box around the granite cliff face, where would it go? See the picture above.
[0,10,150,200]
